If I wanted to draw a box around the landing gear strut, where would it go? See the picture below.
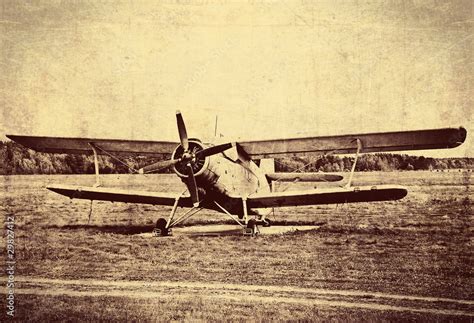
[153,190,202,237]
[213,199,262,236]
[242,198,260,236]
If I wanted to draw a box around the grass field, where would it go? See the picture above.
[1,171,472,321]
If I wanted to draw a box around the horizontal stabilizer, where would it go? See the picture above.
[6,135,178,157]
[266,173,343,182]
[247,185,407,208]
[47,184,193,207]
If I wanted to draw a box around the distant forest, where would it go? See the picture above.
[0,140,473,175]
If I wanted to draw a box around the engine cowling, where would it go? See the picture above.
[171,139,209,178]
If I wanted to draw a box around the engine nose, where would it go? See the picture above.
[171,140,208,178]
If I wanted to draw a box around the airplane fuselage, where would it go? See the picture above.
[173,141,271,216]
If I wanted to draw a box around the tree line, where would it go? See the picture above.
[0,141,170,175]
[274,154,473,172]
[0,140,472,175]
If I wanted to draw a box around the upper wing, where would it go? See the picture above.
[6,135,178,157]
[238,127,467,158]
[47,184,193,207]
[8,127,467,158]
[247,185,407,208]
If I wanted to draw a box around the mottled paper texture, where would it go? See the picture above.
[1,2,473,321]
[0,0,472,157]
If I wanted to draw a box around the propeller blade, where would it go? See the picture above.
[195,142,234,158]
[176,110,189,151]
[139,159,179,174]
[186,164,200,207]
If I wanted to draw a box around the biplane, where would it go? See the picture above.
[7,112,466,236]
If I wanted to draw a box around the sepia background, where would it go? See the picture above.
[0,0,472,157]
[1,2,473,321]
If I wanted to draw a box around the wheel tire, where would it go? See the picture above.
[247,219,256,229]
[247,219,258,236]
[156,218,167,228]
[155,218,169,236]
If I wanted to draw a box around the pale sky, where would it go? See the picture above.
[0,0,472,158]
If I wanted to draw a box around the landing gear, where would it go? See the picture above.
[213,200,261,236]
[153,191,203,237]
[153,218,171,237]
[242,199,260,236]
[243,219,260,236]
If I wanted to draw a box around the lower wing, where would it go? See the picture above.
[247,185,407,208]
[47,184,193,207]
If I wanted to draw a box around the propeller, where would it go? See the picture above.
[139,142,233,174]
[186,163,199,207]
[196,142,234,158]
[138,159,179,174]
[176,111,189,151]
[138,111,234,207]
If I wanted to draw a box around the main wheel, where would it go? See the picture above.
[154,218,169,236]
[246,219,258,236]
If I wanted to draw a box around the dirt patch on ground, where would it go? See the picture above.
[3,277,473,317]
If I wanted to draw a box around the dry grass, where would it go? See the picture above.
[8,294,463,322]
[0,171,472,321]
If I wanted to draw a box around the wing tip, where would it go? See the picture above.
[398,187,408,200]
[333,175,344,182]
[448,127,467,148]
[5,134,34,149]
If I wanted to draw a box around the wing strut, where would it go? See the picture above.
[88,143,101,187]
[89,142,140,174]
[345,138,362,188]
